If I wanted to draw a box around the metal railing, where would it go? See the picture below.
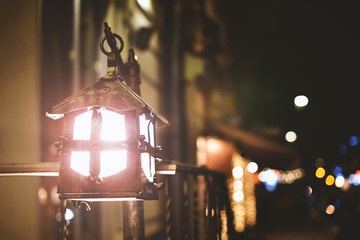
[0,161,231,240]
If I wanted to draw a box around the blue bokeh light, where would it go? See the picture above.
[339,144,347,155]
[334,200,341,209]
[349,136,359,147]
[333,165,342,175]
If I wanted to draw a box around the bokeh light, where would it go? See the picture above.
[325,175,335,186]
[233,166,244,179]
[294,95,309,108]
[325,205,335,215]
[233,191,244,202]
[349,135,359,146]
[335,174,345,188]
[315,167,326,178]
[285,131,297,143]
[247,162,258,173]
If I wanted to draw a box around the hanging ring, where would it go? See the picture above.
[100,33,124,56]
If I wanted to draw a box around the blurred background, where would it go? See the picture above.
[1,0,359,239]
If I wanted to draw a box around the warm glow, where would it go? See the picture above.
[101,110,126,141]
[285,131,297,142]
[316,167,326,178]
[325,175,335,186]
[233,191,244,202]
[100,151,127,177]
[233,180,243,191]
[137,0,152,12]
[206,138,223,154]
[233,166,244,179]
[325,205,335,215]
[228,152,257,233]
[220,210,229,240]
[73,110,92,140]
[38,187,48,204]
[71,109,127,177]
[71,151,90,176]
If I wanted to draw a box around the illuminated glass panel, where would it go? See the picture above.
[140,114,155,181]
[101,110,126,141]
[100,150,127,177]
[73,110,92,140]
[71,151,90,176]
[71,109,127,177]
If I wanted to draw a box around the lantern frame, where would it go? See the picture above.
[46,25,168,201]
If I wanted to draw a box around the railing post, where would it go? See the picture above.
[123,201,145,240]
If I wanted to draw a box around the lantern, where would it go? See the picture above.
[46,24,168,201]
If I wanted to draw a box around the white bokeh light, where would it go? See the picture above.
[285,131,297,143]
[294,95,309,108]
[247,162,258,173]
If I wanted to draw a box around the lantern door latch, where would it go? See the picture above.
[138,135,162,159]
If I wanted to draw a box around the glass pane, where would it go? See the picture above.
[139,114,154,146]
[73,111,92,140]
[141,153,155,182]
[139,114,155,181]
[101,109,126,141]
[70,151,90,176]
[100,150,127,177]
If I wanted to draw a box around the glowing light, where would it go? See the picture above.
[285,131,297,143]
[350,171,360,186]
[137,0,152,12]
[205,208,215,217]
[38,188,48,204]
[140,114,155,181]
[349,136,359,146]
[315,167,326,178]
[71,110,128,177]
[220,210,229,240]
[233,180,243,191]
[325,175,335,186]
[233,191,244,202]
[71,151,90,176]
[334,200,341,209]
[335,174,345,188]
[101,110,126,141]
[247,162,258,173]
[325,205,335,215]
[206,138,223,154]
[233,166,244,179]
[333,165,342,175]
[294,95,309,108]
[261,169,279,191]
[65,208,74,221]
[228,152,257,233]
[73,111,92,140]
[304,186,312,196]
[100,151,127,177]
[55,208,75,223]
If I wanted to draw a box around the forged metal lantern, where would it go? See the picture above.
[46,24,168,201]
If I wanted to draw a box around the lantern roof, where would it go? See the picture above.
[46,76,169,126]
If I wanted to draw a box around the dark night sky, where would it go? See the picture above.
[218,1,360,170]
